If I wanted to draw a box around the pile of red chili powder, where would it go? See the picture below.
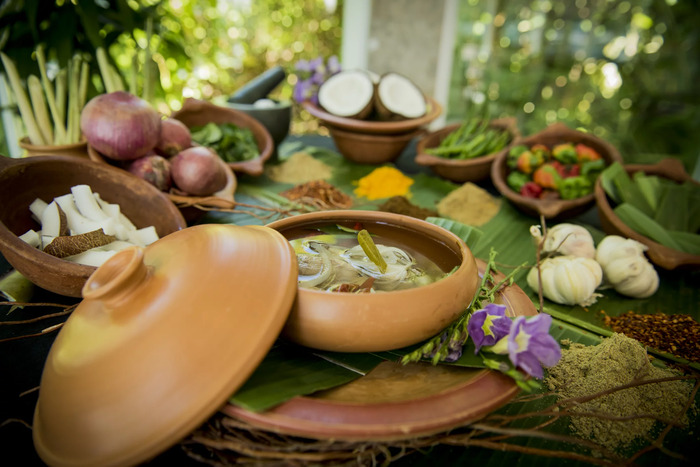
[603,311,700,363]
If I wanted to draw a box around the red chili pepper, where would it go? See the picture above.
[565,164,581,177]
[520,181,543,198]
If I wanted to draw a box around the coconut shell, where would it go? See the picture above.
[374,72,427,121]
[317,70,375,120]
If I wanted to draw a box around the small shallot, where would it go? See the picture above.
[156,118,192,157]
[170,146,227,196]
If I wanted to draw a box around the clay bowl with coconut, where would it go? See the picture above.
[415,117,521,183]
[82,92,238,222]
[266,210,479,352]
[0,154,186,297]
[303,70,442,164]
[491,122,623,220]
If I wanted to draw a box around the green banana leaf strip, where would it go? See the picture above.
[425,216,484,248]
[230,343,387,412]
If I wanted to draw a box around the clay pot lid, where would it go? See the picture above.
[32,224,298,467]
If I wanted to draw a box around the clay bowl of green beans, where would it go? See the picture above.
[415,117,520,183]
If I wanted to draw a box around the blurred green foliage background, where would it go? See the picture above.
[0,0,697,173]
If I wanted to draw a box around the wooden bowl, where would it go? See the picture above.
[491,122,623,219]
[87,145,238,223]
[415,117,520,183]
[171,98,274,176]
[0,155,187,297]
[302,97,442,135]
[266,210,480,352]
[18,136,89,159]
[594,158,700,270]
[327,125,424,165]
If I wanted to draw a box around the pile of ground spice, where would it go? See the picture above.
[377,196,438,220]
[436,182,501,226]
[280,180,353,210]
[266,152,333,184]
[545,333,694,452]
[603,311,700,363]
[353,166,414,200]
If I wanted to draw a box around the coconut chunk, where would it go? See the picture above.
[317,70,375,119]
[376,73,427,120]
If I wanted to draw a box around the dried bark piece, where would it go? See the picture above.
[43,229,116,258]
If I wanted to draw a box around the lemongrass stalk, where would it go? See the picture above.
[27,75,53,144]
[35,45,67,145]
[96,47,116,93]
[54,69,67,141]
[70,55,82,143]
[79,60,89,112]
[110,63,125,92]
[143,15,153,103]
[65,58,74,143]
[0,51,45,145]
[65,56,81,144]
[130,52,138,95]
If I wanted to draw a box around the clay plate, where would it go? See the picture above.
[224,259,537,441]
[0,155,186,297]
[415,117,521,183]
[491,122,623,219]
[171,97,274,176]
[302,97,442,135]
[594,157,700,270]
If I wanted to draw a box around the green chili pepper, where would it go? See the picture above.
[506,171,530,192]
[551,143,578,164]
[559,175,593,200]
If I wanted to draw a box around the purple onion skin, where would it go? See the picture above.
[81,91,161,161]
[171,146,227,196]
[128,153,173,191]
[156,118,192,157]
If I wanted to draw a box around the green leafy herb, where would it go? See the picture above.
[190,122,260,163]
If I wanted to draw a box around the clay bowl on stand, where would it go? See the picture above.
[415,117,521,183]
[266,210,479,352]
[0,155,186,297]
[491,122,623,220]
[87,145,238,224]
[594,157,700,270]
[302,98,442,165]
[171,97,274,176]
[18,136,89,159]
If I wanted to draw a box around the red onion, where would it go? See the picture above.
[80,91,161,161]
[155,118,192,157]
[170,146,227,196]
[128,153,173,191]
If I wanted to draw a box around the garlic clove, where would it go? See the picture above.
[538,223,596,259]
[595,235,648,268]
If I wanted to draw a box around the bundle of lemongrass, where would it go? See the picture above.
[0,46,93,146]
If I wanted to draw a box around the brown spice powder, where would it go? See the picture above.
[545,333,694,452]
[377,196,438,220]
[603,311,700,363]
[266,152,333,184]
[436,182,500,226]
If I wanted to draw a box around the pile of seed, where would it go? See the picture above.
[603,311,700,363]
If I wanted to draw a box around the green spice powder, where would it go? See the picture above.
[545,333,694,452]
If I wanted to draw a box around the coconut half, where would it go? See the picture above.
[317,70,375,119]
[375,73,427,121]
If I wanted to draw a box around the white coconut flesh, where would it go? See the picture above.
[318,70,375,118]
[377,73,427,119]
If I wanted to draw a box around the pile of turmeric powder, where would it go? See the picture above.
[353,166,414,200]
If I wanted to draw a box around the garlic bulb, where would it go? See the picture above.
[527,255,603,306]
[530,223,596,258]
[595,235,659,299]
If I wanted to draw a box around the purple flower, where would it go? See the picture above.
[467,303,512,354]
[327,55,341,74]
[295,59,311,73]
[505,314,561,379]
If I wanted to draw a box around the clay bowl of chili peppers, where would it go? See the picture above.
[415,117,520,183]
[490,122,623,220]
